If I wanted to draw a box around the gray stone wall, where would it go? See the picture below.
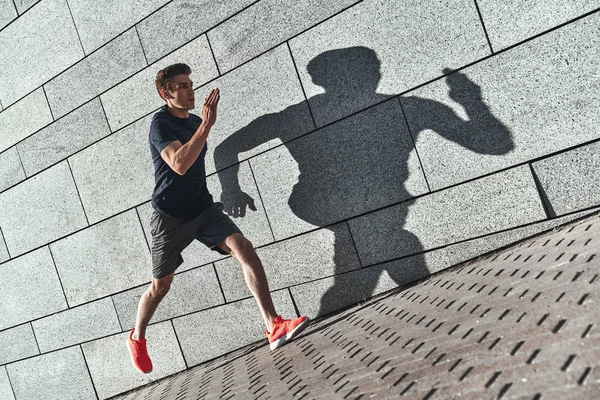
[0,1,599,398]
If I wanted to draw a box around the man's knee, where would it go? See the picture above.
[151,273,174,297]
[228,234,255,261]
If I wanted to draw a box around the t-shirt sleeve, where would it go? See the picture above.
[149,119,178,154]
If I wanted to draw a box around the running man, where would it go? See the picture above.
[127,63,309,374]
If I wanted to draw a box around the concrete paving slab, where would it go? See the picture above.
[0,161,88,257]
[288,0,489,127]
[111,211,600,400]
[532,140,600,216]
[0,367,14,400]
[0,0,17,30]
[215,222,360,302]
[172,289,297,367]
[13,0,37,14]
[82,320,186,399]
[32,297,121,353]
[0,147,25,193]
[7,346,96,400]
[100,34,218,132]
[68,115,155,224]
[250,97,428,240]
[67,0,169,54]
[348,165,546,266]
[205,43,314,175]
[112,264,225,330]
[49,210,151,307]
[17,98,111,177]
[137,0,255,64]
[0,323,38,366]
[477,0,599,50]
[401,12,600,190]
[44,28,147,119]
[0,0,83,107]
[0,88,53,154]
[208,0,357,73]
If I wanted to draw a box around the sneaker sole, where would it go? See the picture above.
[269,317,310,350]
[126,341,152,374]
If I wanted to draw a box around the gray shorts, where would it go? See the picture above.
[150,202,242,279]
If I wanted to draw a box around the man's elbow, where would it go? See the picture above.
[171,162,188,176]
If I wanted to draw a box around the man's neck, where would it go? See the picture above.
[166,104,189,119]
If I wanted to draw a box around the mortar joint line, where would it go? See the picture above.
[41,86,55,121]
[473,0,494,54]
[205,34,222,76]
[286,41,318,130]
[3,365,17,400]
[48,246,70,309]
[29,321,41,354]
[134,207,151,253]
[288,287,302,318]
[65,0,87,57]
[397,97,431,193]
[110,296,124,332]
[13,145,27,178]
[66,158,90,226]
[248,161,277,243]
[171,319,190,370]
[529,163,556,219]
[213,262,228,305]
[0,224,11,259]
[134,25,150,66]
[346,221,364,268]
[79,344,100,400]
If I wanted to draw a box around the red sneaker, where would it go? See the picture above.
[127,328,153,373]
[265,315,310,350]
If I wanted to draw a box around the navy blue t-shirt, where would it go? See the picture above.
[149,105,213,218]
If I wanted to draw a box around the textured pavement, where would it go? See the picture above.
[112,211,600,400]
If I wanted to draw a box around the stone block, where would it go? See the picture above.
[532,141,600,216]
[0,323,38,365]
[477,0,599,50]
[204,44,314,175]
[208,0,357,73]
[348,165,546,266]
[401,13,600,190]
[44,28,147,119]
[32,297,121,353]
[0,0,83,106]
[0,367,14,400]
[67,0,169,54]
[137,0,255,64]
[290,273,371,319]
[173,289,296,366]
[0,1,17,30]
[0,147,25,192]
[7,346,96,400]
[14,0,37,14]
[250,98,428,240]
[113,264,225,329]
[0,247,67,331]
[288,0,489,127]
[0,162,88,257]
[17,98,111,177]
[215,222,361,302]
[100,34,218,131]
[0,88,53,154]
[68,115,155,224]
[50,210,152,307]
[81,320,186,399]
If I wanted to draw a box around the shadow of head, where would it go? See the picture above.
[307,46,382,94]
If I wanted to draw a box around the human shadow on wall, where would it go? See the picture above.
[214,47,514,318]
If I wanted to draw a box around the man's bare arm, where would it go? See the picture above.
[161,88,220,175]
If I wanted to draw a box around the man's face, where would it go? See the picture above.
[163,74,195,110]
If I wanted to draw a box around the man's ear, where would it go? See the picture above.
[160,89,173,100]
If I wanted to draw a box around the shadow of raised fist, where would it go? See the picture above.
[443,67,482,104]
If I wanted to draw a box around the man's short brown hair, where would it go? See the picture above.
[155,63,192,101]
